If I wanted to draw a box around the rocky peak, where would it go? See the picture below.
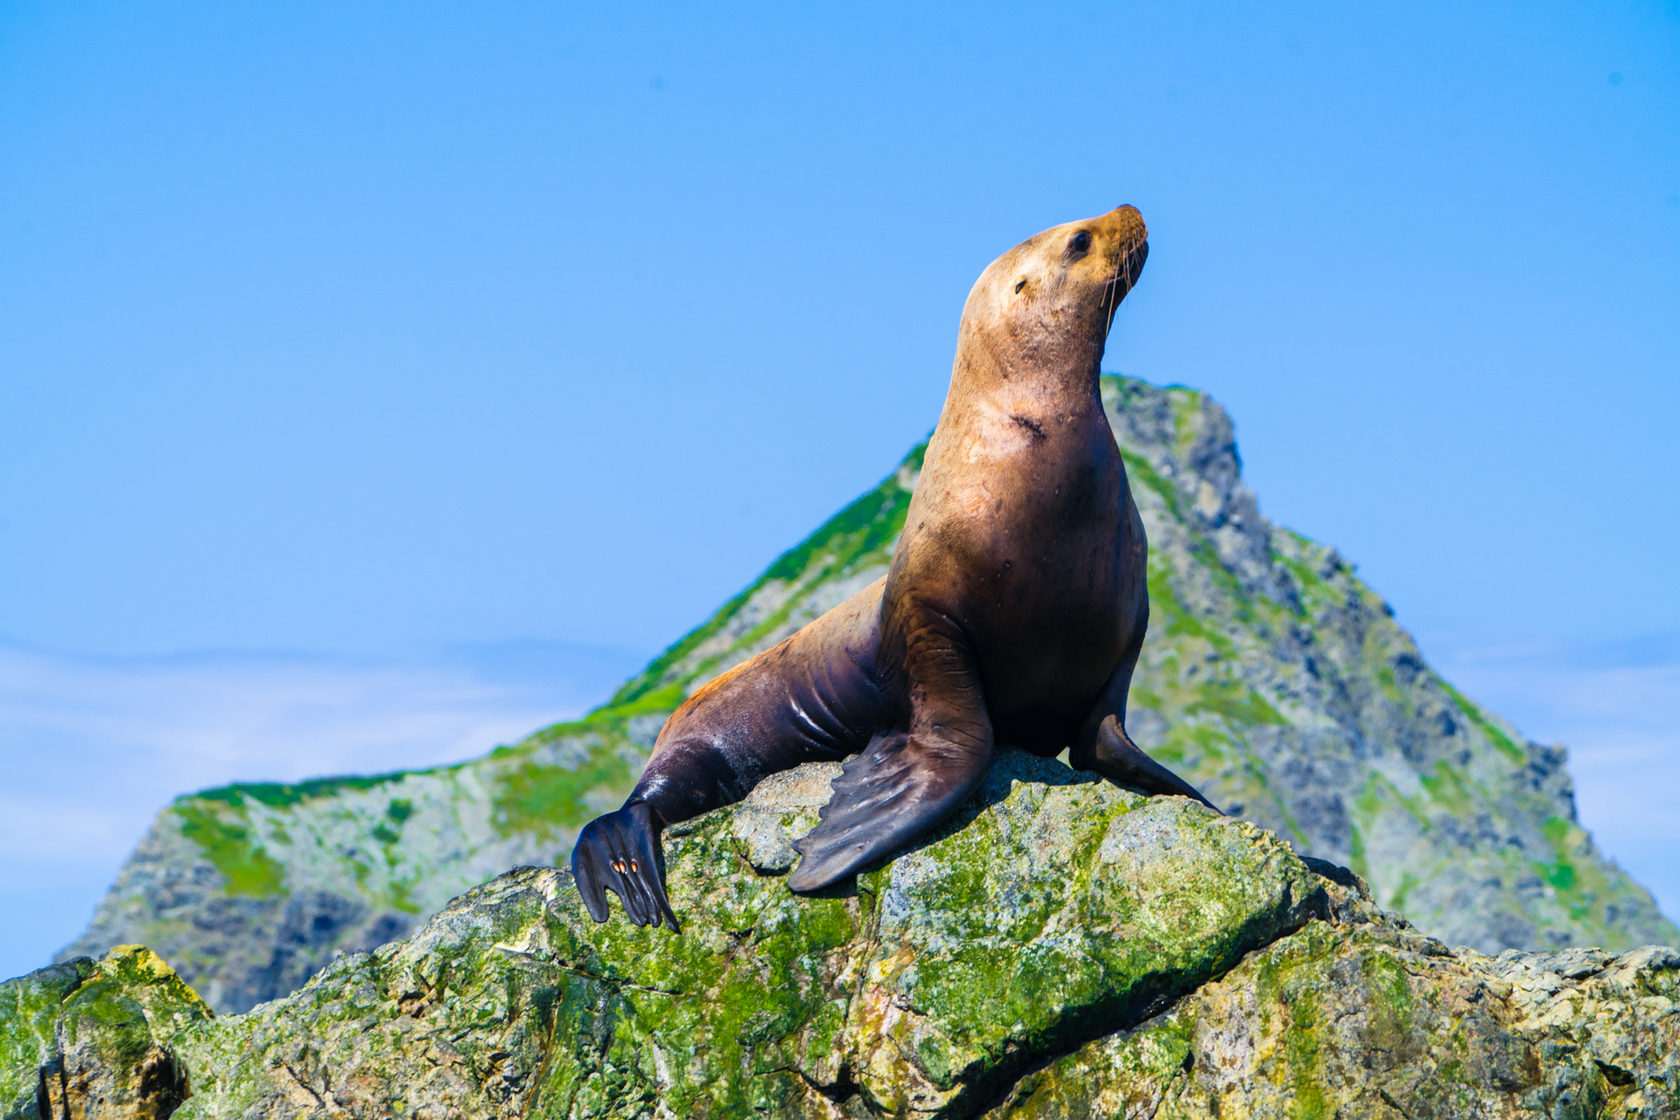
[1102,380,1279,601]
[55,375,1675,1017]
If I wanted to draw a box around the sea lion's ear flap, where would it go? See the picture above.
[786,731,991,893]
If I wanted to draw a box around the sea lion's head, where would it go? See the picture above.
[959,204,1148,374]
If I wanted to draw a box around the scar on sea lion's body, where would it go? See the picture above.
[570,204,1217,930]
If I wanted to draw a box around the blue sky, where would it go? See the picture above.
[2,2,1677,978]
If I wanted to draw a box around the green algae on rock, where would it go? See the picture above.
[161,754,1327,1120]
[991,927,1680,1119]
[1,945,210,1120]
[8,756,1680,1118]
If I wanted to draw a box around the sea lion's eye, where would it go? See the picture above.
[1067,230,1092,257]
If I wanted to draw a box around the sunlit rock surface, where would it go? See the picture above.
[10,755,1679,1118]
[60,376,1676,1014]
[1,946,209,1120]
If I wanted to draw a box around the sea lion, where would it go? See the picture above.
[571,204,1217,930]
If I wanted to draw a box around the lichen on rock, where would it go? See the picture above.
[1,945,209,1120]
[993,928,1680,1119]
[9,752,1676,1118]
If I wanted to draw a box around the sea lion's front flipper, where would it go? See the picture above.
[570,800,681,931]
[787,730,991,893]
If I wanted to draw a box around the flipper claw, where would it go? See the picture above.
[569,800,681,931]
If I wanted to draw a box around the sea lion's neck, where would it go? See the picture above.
[943,328,1106,424]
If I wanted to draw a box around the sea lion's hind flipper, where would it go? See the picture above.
[569,801,681,931]
[1092,715,1221,814]
[786,731,989,893]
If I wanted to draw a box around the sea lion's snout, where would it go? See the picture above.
[1102,205,1148,272]
[1104,203,1147,244]
[1095,205,1148,325]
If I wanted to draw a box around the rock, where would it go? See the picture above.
[10,758,1680,1119]
[1,946,210,1120]
[61,376,1677,1013]
[59,728,646,1014]
[991,917,1680,1120]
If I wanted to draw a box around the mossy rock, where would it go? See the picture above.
[993,926,1680,1120]
[8,756,1679,1119]
[168,752,1330,1119]
[1,945,209,1120]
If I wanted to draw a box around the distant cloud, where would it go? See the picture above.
[1429,632,1680,930]
[0,639,643,982]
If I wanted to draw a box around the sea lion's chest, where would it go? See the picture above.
[888,404,1134,705]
